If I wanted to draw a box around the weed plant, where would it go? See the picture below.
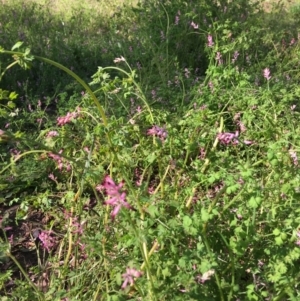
[1,0,300,300]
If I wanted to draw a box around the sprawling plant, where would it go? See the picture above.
[1,0,300,300]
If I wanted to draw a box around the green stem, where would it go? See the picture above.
[0,60,18,81]
[1,50,108,126]
[202,235,225,301]
[6,251,44,299]
[101,66,154,123]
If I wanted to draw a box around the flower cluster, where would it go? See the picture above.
[190,21,199,29]
[38,230,56,252]
[113,56,125,63]
[217,132,254,146]
[207,34,214,47]
[289,150,298,166]
[217,131,239,145]
[46,130,59,138]
[97,176,134,220]
[48,149,71,171]
[147,125,167,142]
[121,267,143,289]
[263,68,271,81]
[57,107,81,126]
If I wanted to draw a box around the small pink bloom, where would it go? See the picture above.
[147,125,167,142]
[207,35,214,47]
[290,38,296,46]
[101,176,134,220]
[39,230,56,252]
[217,131,239,145]
[263,68,271,81]
[232,50,239,63]
[57,108,80,126]
[243,140,254,145]
[190,21,199,29]
[216,52,223,65]
[195,269,215,284]
[121,267,143,289]
[289,150,298,166]
[48,173,57,182]
[113,56,125,63]
[83,147,90,153]
[46,131,59,137]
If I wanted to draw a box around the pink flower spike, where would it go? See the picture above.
[217,131,239,145]
[147,125,168,142]
[263,68,271,80]
[121,267,143,289]
[190,21,199,29]
[113,56,125,63]
[207,35,214,47]
[47,131,59,137]
[102,176,134,220]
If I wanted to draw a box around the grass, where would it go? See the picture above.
[1,0,300,300]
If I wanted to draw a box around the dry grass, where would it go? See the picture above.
[2,0,138,17]
[261,0,300,12]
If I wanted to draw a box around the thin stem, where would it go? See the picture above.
[6,251,44,299]
[1,50,108,126]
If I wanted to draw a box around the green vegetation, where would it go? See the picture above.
[1,0,300,300]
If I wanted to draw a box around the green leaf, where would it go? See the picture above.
[273,228,281,236]
[11,41,23,51]
[162,267,171,278]
[7,101,15,109]
[248,196,261,208]
[275,236,283,245]
[9,91,18,100]
[147,204,158,217]
[183,215,192,228]
[146,152,156,163]
[201,208,210,222]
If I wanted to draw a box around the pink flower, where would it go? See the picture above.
[195,269,215,284]
[147,125,167,142]
[48,150,72,172]
[263,68,271,81]
[39,230,56,252]
[102,176,133,220]
[232,50,239,63]
[190,21,199,29]
[216,52,223,65]
[243,140,254,145]
[48,173,57,182]
[121,267,143,289]
[217,131,239,145]
[113,56,125,63]
[57,107,80,126]
[207,35,214,47]
[46,131,59,137]
[289,150,298,166]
